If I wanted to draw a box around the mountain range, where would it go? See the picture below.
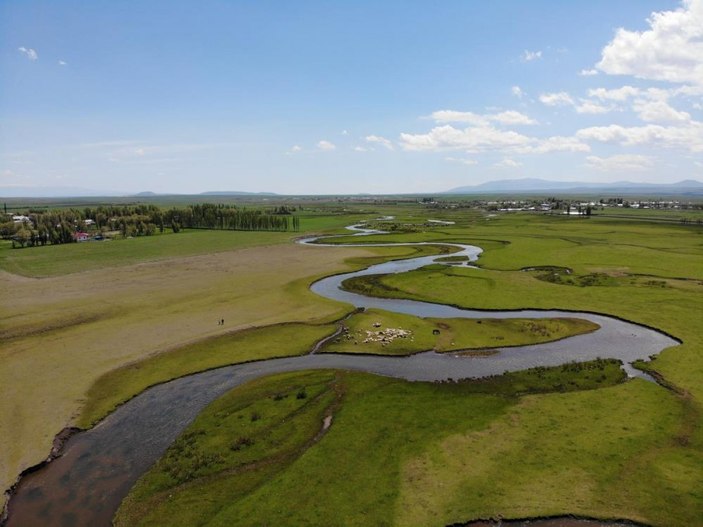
[3,179,703,198]
[444,179,703,195]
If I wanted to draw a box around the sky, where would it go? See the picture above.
[1,0,702,195]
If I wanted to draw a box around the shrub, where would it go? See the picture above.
[230,436,255,451]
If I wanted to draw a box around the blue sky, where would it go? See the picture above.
[1,0,702,195]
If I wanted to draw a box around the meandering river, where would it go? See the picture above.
[4,225,678,527]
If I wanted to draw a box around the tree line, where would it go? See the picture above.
[170,203,298,231]
[1,203,300,248]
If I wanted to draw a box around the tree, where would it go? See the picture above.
[14,228,31,248]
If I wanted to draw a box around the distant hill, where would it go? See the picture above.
[445,178,703,195]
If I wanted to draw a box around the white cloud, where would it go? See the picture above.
[445,156,478,166]
[645,87,676,101]
[584,85,696,121]
[58,60,67,66]
[588,86,640,101]
[538,90,617,115]
[575,100,614,114]
[577,122,703,151]
[18,47,38,61]
[430,109,536,126]
[674,84,703,97]
[353,146,370,152]
[317,140,336,151]
[403,112,589,155]
[512,85,524,98]
[596,0,703,86]
[341,130,349,136]
[521,50,542,62]
[491,110,538,125]
[431,110,487,126]
[577,125,651,144]
[516,136,591,154]
[494,158,522,168]
[585,154,654,171]
[400,125,532,152]
[289,145,302,153]
[579,69,599,76]
[365,135,394,150]
[632,99,691,122]
[539,92,574,106]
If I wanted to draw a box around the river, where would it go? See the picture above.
[3,224,678,526]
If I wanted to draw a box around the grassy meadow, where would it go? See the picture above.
[1,208,405,506]
[115,207,703,526]
[77,322,338,428]
[76,305,598,430]
[116,362,629,527]
[322,308,598,356]
[3,202,703,525]
[0,210,361,278]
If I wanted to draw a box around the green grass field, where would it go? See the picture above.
[113,208,703,526]
[1,215,404,503]
[322,308,598,356]
[77,304,597,429]
[116,361,630,527]
[0,230,290,277]
[0,211,370,278]
[336,213,703,451]
[4,204,703,525]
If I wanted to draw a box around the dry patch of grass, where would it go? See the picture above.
[78,322,337,428]
[0,241,376,503]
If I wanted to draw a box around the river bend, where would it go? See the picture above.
[4,225,679,527]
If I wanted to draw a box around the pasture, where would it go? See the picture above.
[3,203,703,525]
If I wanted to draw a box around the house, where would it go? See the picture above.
[12,215,32,225]
[73,231,90,242]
